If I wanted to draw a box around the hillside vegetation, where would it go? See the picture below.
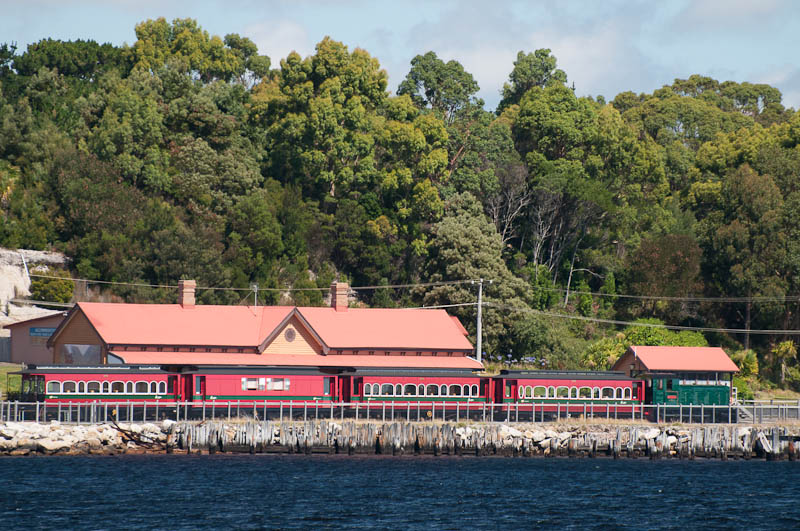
[2,19,800,393]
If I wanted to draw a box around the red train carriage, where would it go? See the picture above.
[343,369,491,404]
[494,370,645,413]
[19,365,176,403]
[180,366,339,402]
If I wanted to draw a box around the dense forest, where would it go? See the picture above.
[2,18,800,395]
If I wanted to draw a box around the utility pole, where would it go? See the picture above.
[251,283,258,307]
[476,279,483,364]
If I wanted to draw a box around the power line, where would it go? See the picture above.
[484,301,800,336]
[28,273,478,293]
[533,285,800,303]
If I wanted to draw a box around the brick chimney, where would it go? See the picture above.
[330,281,349,312]
[178,279,196,308]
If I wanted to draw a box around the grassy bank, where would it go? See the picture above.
[0,363,22,399]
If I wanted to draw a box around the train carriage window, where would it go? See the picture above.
[364,384,372,396]
[601,387,614,399]
[102,382,110,393]
[47,381,61,393]
[158,382,166,394]
[472,385,478,397]
[570,387,578,399]
[381,384,394,396]
[372,384,379,395]
[395,384,402,396]
[418,384,425,396]
[624,387,632,399]
[615,388,623,399]
[525,386,533,398]
[593,387,601,399]
[324,378,332,396]
[440,384,448,396]
[404,384,417,396]
[464,385,471,397]
[78,382,86,393]
[135,382,148,393]
[126,382,133,394]
[518,386,525,399]
[533,386,546,398]
[579,387,592,399]
[449,385,462,396]
[150,382,158,393]
[112,382,124,393]
[63,381,76,393]
[87,381,100,393]
[426,384,439,396]
[167,377,175,394]
[548,386,556,397]
[556,386,569,399]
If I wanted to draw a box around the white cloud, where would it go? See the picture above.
[245,19,313,63]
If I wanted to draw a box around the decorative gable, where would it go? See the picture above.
[261,314,323,356]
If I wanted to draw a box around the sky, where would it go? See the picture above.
[4,0,800,110]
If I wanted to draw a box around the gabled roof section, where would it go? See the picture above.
[6,311,66,328]
[258,308,328,353]
[617,346,739,373]
[78,302,293,348]
[297,307,474,351]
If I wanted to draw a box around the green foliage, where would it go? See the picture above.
[30,268,74,303]
[732,375,755,400]
[498,48,567,111]
[731,349,759,377]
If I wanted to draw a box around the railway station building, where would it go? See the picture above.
[45,281,481,371]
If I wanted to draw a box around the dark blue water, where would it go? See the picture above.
[1,455,798,529]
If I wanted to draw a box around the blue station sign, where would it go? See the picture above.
[30,327,57,337]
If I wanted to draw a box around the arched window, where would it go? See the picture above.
[381,384,394,396]
[418,384,425,396]
[615,388,623,399]
[472,385,479,397]
[158,382,166,394]
[136,382,148,393]
[404,384,417,396]
[449,385,462,396]
[579,387,592,399]
[593,387,601,399]
[47,381,61,393]
[440,384,448,396]
[102,382,110,393]
[395,384,402,396]
[364,384,372,396]
[87,381,100,393]
[518,386,525,399]
[62,381,76,393]
[112,381,124,393]
[624,387,632,399]
[602,387,614,399]
[125,382,133,394]
[533,386,547,398]
[78,382,86,393]
[548,386,556,397]
[556,386,569,399]
[426,384,439,396]
[570,387,578,399]
[150,382,158,393]
[372,384,379,395]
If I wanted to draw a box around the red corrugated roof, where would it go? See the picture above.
[626,346,739,372]
[111,350,484,369]
[76,302,474,352]
[79,302,292,347]
[298,307,474,350]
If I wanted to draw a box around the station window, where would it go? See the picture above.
[426,384,439,396]
[47,381,61,393]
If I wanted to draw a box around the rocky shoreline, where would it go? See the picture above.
[2,420,799,460]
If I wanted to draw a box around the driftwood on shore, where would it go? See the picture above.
[2,420,800,460]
